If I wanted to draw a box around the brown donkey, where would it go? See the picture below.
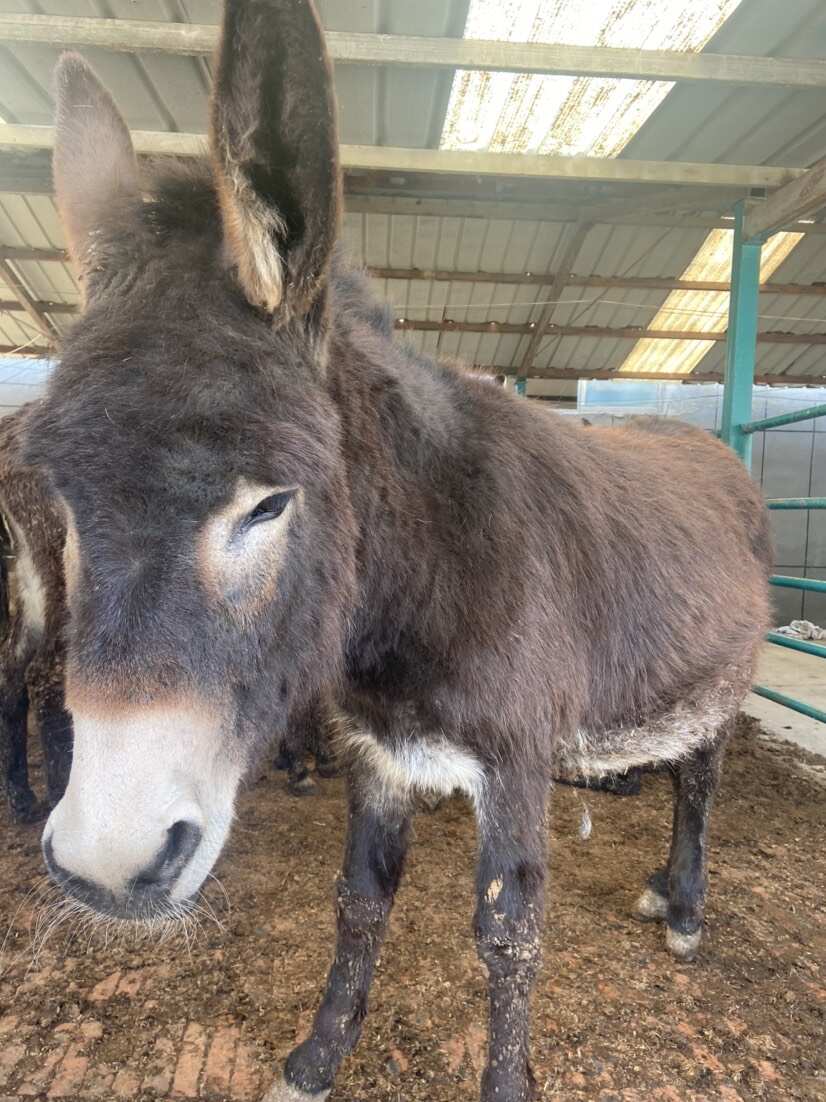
[29,3,770,1099]
[0,405,72,822]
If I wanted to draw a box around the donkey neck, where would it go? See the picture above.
[326,306,511,696]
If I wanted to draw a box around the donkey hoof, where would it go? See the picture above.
[263,1076,330,1101]
[315,761,339,779]
[666,926,702,961]
[287,775,317,797]
[636,886,668,921]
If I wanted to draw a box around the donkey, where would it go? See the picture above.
[0,405,72,822]
[29,3,771,1099]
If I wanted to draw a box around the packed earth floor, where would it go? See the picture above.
[0,715,824,1102]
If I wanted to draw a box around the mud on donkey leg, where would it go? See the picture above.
[265,783,411,1100]
[636,735,728,961]
[474,771,549,1102]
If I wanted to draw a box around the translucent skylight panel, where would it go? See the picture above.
[441,0,745,156]
[619,229,804,375]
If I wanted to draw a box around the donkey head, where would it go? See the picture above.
[25,0,356,920]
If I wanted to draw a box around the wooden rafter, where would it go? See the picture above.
[4,152,826,236]
[394,321,826,345]
[0,258,58,342]
[1,293,824,346]
[5,248,826,299]
[745,159,826,241]
[369,268,826,297]
[0,340,823,390]
[0,246,66,262]
[2,15,826,90]
[0,126,805,193]
[517,222,593,376]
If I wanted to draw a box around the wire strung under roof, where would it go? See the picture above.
[390,296,826,326]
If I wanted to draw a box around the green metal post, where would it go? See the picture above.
[720,202,763,468]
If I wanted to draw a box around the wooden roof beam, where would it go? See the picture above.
[0,258,59,342]
[0,125,805,193]
[5,151,826,234]
[2,294,825,345]
[5,248,826,299]
[745,159,826,241]
[2,14,826,90]
[369,267,826,297]
[518,221,593,375]
[0,296,75,314]
[0,245,66,262]
[395,321,826,345]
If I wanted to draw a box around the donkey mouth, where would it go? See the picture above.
[42,834,198,923]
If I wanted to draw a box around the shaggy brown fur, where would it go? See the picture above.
[0,406,72,821]
[30,3,771,1100]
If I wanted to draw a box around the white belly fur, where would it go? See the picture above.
[342,728,485,809]
[565,681,738,777]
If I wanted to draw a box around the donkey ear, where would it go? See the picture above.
[210,0,340,320]
[53,54,140,287]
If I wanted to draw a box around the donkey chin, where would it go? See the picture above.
[41,698,243,923]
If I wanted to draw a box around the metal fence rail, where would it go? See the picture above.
[719,207,826,723]
[751,686,826,724]
[769,574,826,593]
[766,497,826,509]
[742,403,826,434]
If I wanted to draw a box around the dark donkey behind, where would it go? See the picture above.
[0,406,72,822]
[29,3,770,1099]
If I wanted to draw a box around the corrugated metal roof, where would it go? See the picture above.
[0,0,826,404]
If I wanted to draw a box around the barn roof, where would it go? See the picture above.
[1,0,826,407]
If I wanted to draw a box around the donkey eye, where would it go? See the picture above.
[241,491,294,531]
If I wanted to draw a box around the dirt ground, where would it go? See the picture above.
[0,715,824,1102]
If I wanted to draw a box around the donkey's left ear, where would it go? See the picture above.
[210,0,340,322]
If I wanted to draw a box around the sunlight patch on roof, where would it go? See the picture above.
[440,0,745,156]
[618,229,805,376]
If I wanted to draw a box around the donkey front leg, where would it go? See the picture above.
[0,682,39,822]
[636,733,727,961]
[267,783,411,1101]
[475,772,550,1102]
[29,666,73,809]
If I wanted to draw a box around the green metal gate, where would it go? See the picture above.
[720,202,826,724]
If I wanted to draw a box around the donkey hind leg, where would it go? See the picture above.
[0,684,40,823]
[636,732,728,962]
[275,737,317,796]
[312,727,339,779]
[475,770,550,1102]
[266,784,411,1101]
[287,753,316,796]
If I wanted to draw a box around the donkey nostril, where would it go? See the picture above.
[164,819,201,866]
[134,820,202,889]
